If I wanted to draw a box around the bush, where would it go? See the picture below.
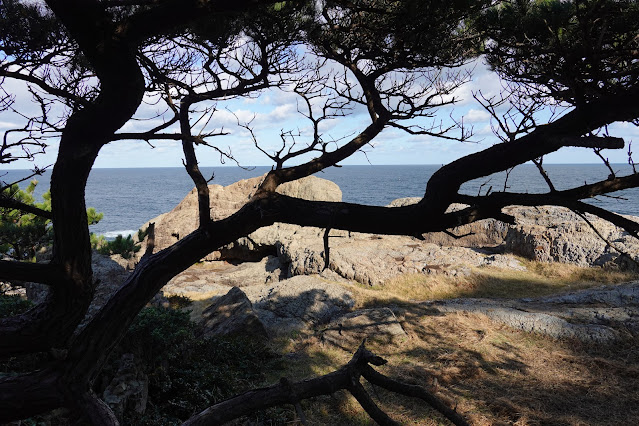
[98,234,140,259]
[1,180,103,261]
[0,181,51,261]
[0,294,32,318]
[110,306,274,423]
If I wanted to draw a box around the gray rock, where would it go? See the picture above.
[389,201,639,270]
[160,256,284,301]
[199,286,268,339]
[275,230,517,286]
[321,308,407,347]
[242,275,355,334]
[435,300,621,343]
[25,252,131,332]
[102,353,148,421]
[141,174,341,257]
[388,200,510,248]
[428,282,639,343]
[78,253,131,329]
[503,206,639,268]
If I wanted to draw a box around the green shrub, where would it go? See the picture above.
[98,234,140,259]
[137,226,149,242]
[0,181,51,261]
[1,180,103,261]
[111,306,274,423]
[0,294,32,318]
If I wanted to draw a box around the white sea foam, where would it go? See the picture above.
[101,230,137,240]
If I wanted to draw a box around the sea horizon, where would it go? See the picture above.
[3,163,638,237]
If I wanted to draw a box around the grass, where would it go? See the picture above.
[243,262,639,425]
[131,261,639,424]
[343,260,639,308]
[259,305,639,425]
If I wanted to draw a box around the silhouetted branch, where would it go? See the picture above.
[183,342,469,426]
[0,196,52,219]
[361,365,470,426]
[0,260,61,285]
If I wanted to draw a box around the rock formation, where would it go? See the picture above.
[141,176,639,290]
[199,286,268,339]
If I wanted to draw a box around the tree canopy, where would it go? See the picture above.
[0,0,638,423]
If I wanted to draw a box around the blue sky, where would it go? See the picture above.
[2,62,637,170]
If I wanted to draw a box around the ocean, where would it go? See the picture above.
[3,164,638,237]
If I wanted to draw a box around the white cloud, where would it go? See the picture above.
[465,109,491,123]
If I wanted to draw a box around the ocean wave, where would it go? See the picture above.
[101,230,137,240]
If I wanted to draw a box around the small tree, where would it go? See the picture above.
[0,181,51,262]
[0,0,637,423]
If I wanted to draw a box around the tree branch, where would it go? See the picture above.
[361,365,469,426]
[0,260,61,285]
[425,91,638,211]
[0,70,91,108]
[0,196,52,219]
[182,342,468,426]
[259,116,389,192]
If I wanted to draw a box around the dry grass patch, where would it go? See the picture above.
[161,261,639,424]
[260,305,639,425]
[351,261,638,306]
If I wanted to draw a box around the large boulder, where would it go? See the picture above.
[161,255,283,300]
[199,286,268,339]
[389,199,511,248]
[242,275,356,334]
[232,225,523,286]
[193,276,355,335]
[503,206,639,268]
[142,174,342,256]
[388,199,639,270]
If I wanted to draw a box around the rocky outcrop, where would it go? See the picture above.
[231,225,524,286]
[429,280,639,343]
[392,200,639,268]
[389,199,511,248]
[161,255,283,300]
[141,175,639,290]
[503,206,639,268]
[142,174,342,257]
[243,275,355,333]
[186,275,355,335]
[199,286,268,339]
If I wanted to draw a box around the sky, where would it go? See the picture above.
[2,60,638,171]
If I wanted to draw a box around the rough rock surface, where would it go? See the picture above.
[242,275,355,333]
[199,286,268,339]
[161,256,283,300]
[141,176,639,288]
[320,307,406,347]
[23,252,131,331]
[503,206,639,268]
[142,174,342,257]
[102,353,148,421]
[391,199,639,268]
[187,275,355,335]
[389,199,511,248]
[428,280,639,343]
[241,225,524,286]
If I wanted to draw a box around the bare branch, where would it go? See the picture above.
[361,365,470,426]
[182,342,469,426]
